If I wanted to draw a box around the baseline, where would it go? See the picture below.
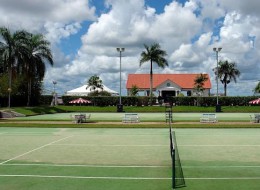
[2,163,170,168]
[0,174,171,180]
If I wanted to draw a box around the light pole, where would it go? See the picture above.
[116,47,125,112]
[52,81,57,106]
[213,47,222,112]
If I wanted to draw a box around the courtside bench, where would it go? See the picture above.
[200,113,218,123]
[250,114,260,123]
[122,113,140,123]
[71,113,91,123]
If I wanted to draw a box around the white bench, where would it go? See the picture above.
[122,113,139,123]
[250,114,260,123]
[200,113,218,123]
[71,114,91,123]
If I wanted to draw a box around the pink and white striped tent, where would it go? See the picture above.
[249,98,260,105]
[69,98,91,104]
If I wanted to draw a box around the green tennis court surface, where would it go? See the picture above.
[0,128,260,190]
[13,112,252,122]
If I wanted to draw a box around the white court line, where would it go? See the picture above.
[72,134,168,137]
[179,145,260,147]
[53,144,168,147]
[53,144,260,147]
[184,177,260,180]
[2,163,170,168]
[0,135,73,165]
[182,166,260,168]
[0,174,171,180]
[0,175,260,180]
[2,163,259,169]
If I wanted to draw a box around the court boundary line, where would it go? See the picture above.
[0,174,171,180]
[2,163,170,168]
[179,145,260,147]
[182,165,260,168]
[53,143,260,147]
[0,135,73,165]
[53,144,168,147]
[0,174,260,180]
[2,163,259,168]
[184,177,260,180]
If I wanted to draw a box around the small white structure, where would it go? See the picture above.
[66,84,118,96]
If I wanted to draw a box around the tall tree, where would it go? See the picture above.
[86,75,103,93]
[139,43,168,105]
[22,32,53,106]
[193,73,208,96]
[0,27,27,107]
[253,81,260,95]
[214,60,240,96]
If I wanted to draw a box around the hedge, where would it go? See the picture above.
[0,95,259,107]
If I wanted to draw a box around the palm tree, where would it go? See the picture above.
[86,75,103,93]
[139,43,168,105]
[130,85,139,96]
[214,60,240,96]
[22,32,53,106]
[193,73,208,96]
[253,81,260,95]
[0,27,27,107]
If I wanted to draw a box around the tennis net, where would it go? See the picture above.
[169,123,185,189]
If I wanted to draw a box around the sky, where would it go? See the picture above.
[0,0,260,96]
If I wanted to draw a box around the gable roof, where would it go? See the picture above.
[126,74,211,89]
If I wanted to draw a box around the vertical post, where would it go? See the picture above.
[213,47,222,112]
[8,67,12,108]
[116,47,125,112]
[119,50,122,105]
[53,81,57,106]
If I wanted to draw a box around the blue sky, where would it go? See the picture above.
[0,0,260,96]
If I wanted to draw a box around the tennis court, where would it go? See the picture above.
[13,112,252,122]
[0,127,260,189]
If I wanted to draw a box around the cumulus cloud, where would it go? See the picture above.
[56,0,260,95]
[1,0,260,96]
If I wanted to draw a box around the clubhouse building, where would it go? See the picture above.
[126,74,212,98]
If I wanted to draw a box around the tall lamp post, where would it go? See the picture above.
[52,81,57,106]
[213,47,222,112]
[116,47,125,112]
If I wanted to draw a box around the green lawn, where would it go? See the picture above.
[0,128,260,190]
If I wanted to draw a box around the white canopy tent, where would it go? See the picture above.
[66,85,119,96]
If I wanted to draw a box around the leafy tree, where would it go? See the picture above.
[0,27,27,107]
[130,85,139,96]
[253,81,260,94]
[193,73,208,96]
[86,75,103,94]
[88,90,111,97]
[139,43,168,105]
[22,32,53,106]
[0,73,25,97]
[214,60,240,96]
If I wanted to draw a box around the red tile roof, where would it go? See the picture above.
[126,74,211,89]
